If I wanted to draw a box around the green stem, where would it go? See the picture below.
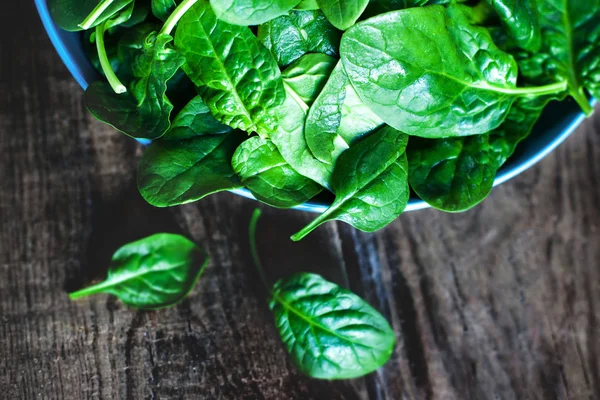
[79,0,115,30]
[160,0,200,36]
[478,80,568,96]
[290,208,334,242]
[249,209,271,290]
[570,87,594,116]
[96,23,127,94]
[69,280,113,300]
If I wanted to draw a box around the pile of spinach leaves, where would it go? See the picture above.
[50,0,599,241]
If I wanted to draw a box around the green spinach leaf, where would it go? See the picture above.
[258,10,341,66]
[270,81,338,190]
[86,32,185,140]
[270,272,396,379]
[164,96,232,140]
[519,0,599,115]
[281,53,337,106]
[316,0,370,30]
[233,137,323,208]
[408,95,562,211]
[292,126,409,241]
[295,0,319,9]
[69,233,208,309]
[340,5,567,138]
[175,2,285,138]
[210,0,302,25]
[138,130,246,206]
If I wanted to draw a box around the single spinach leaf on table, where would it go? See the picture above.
[518,0,600,115]
[163,96,231,140]
[316,0,370,30]
[210,0,302,25]
[281,53,337,106]
[483,0,541,52]
[138,130,246,207]
[175,2,285,138]
[85,32,185,140]
[258,10,341,67]
[48,0,135,31]
[292,126,410,241]
[408,95,562,212]
[69,233,208,309]
[340,5,567,138]
[270,272,396,379]
[232,137,323,208]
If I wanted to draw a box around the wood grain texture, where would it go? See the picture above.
[1,2,599,399]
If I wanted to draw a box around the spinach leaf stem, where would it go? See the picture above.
[249,208,271,290]
[96,22,127,94]
[79,0,115,30]
[160,0,200,36]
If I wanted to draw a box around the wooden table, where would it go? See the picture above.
[2,2,600,399]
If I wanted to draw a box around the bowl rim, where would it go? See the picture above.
[36,0,591,214]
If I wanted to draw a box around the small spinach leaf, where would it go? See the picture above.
[270,272,396,379]
[138,130,246,207]
[270,82,338,190]
[85,32,185,140]
[175,2,285,137]
[232,137,323,208]
[164,96,231,140]
[408,95,561,211]
[69,233,208,309]
[292,126,410,241]
[316,0,370,30]
[210,0,302,26]
[281,53,337,106]
[258,10,341,67]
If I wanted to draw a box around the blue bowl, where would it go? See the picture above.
[36,0,591,213]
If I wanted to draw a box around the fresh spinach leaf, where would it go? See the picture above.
[85,32,185,140]
[270,80,338,190]
[340,5,567,138]
[48,0,135,31]
[210,0,302,25]
[483,0,541,52]
[164,96,232,140]
[69,233,208,309]
[232,137,323,208]
[519,0,599,115]
[316,0,370,30]
[175,2,285,138]
[138,130,246,207]
[281,53,337,106]
[304,62,383,165]
[258,10,341,66]
[408,95,562,211]
[270,272,396,379]
[292,126,410,241]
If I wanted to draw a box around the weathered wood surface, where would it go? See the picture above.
[1,2,600,399]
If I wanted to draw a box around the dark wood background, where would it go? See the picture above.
[2,2,600,399]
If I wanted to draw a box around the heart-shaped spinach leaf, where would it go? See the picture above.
[270,272,396,379]
[69,233,208,309]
